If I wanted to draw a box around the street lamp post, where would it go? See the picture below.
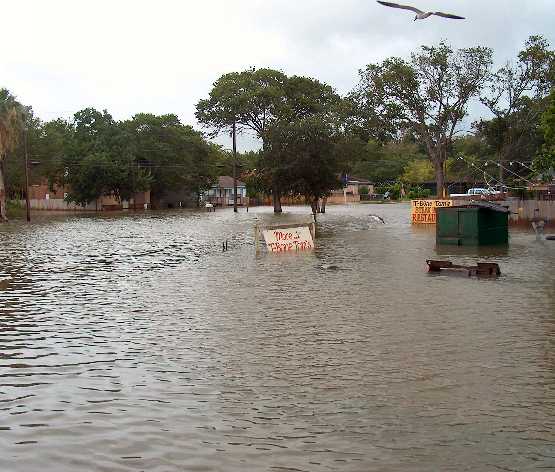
[232,120,238,213]
[23,127,31,222]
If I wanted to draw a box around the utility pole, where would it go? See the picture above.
[24,127,31,222]
[232,120,238,213]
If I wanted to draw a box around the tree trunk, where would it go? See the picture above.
[310,198,319,222]
[310,198,319,215]
[319,197,327,214]
[435,160,446,199]
[0,159,7,222]
[272,188,282,213]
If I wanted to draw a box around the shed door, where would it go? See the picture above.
[458,210,476,239]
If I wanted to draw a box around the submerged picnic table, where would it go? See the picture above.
[427,260,501,277]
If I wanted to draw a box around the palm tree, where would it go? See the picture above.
[0,89,23,222]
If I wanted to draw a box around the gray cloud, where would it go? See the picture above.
[1,0,554,151]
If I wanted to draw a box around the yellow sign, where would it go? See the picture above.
[411,200,453,224]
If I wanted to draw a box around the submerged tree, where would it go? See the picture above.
[353,42,493,197]
[264,116,342,218]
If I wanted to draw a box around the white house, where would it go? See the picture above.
[205,176,248,206]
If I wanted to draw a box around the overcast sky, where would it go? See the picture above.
[2,0,554,150]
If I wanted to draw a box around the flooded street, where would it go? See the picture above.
[1,204,554,471]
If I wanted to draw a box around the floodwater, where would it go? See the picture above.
[0,204,553,472]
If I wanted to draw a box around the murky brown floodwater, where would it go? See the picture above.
[0,204,554,471]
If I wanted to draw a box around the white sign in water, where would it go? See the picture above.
[262,226,314,253]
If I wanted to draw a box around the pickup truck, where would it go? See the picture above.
[450,188,500,198]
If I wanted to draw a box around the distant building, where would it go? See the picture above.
[328,176,374,204]
[23,180,150,211]
[205,176,248,206]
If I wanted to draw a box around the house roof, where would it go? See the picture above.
[213,176,246,189]
[441,201,510,213]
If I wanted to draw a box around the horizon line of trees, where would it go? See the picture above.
[1,35,554,220]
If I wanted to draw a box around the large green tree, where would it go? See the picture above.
[124,113,214,207]
[264,115,342,217]
[196,68,341,212]
[479,35,555,183]
[63,108,151,205]
[340,138,428,185]
[533,89,555,181]
[352,42,493,197]
[0,89,25,221]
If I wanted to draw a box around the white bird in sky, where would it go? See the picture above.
[376,1,465,21]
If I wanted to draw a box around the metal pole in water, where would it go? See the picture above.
[232,120,238,214]
[24,127,31,222]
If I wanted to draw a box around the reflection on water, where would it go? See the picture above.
[0,204,554,471]
[435,244,510,258]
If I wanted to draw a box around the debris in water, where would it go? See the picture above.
[320,264,340,271]
[368,214,385,224]
[426,260,501,278]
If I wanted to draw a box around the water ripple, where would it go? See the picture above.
[0,206,554,471]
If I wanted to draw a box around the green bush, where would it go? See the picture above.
[407,186,432,199]
[375,182,402,200]
[359,186,369,196]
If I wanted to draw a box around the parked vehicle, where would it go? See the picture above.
[450,188,499,198]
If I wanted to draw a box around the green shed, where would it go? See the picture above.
[436,202,509,246]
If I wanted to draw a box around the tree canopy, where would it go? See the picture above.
[2,36,554,219]
[196,68,342,212]
[0,89,25,221]
[351,42,493,197]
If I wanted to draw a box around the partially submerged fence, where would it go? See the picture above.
[450,198,555,225]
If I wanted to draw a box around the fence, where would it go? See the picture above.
[12,199,99,211]
[451,198,554,225]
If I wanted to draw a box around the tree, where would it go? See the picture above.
[65,153,117,206]
[57,108,153,206]
[533,89,555,181]
[4,111,40,199]
[345,81,402,144]
[35,119,75,190]
[353,42,492,197]
[480,35,555,183]
[264,116,342,218]
[338,135,428,185]
[0,89,24,221]
[401,159,434,183]
[196,68,341,212]
[124,113,214,207]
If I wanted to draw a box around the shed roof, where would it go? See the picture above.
[441,201,510,213]
[213,176,246,189]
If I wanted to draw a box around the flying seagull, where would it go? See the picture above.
[376,1,465,21]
